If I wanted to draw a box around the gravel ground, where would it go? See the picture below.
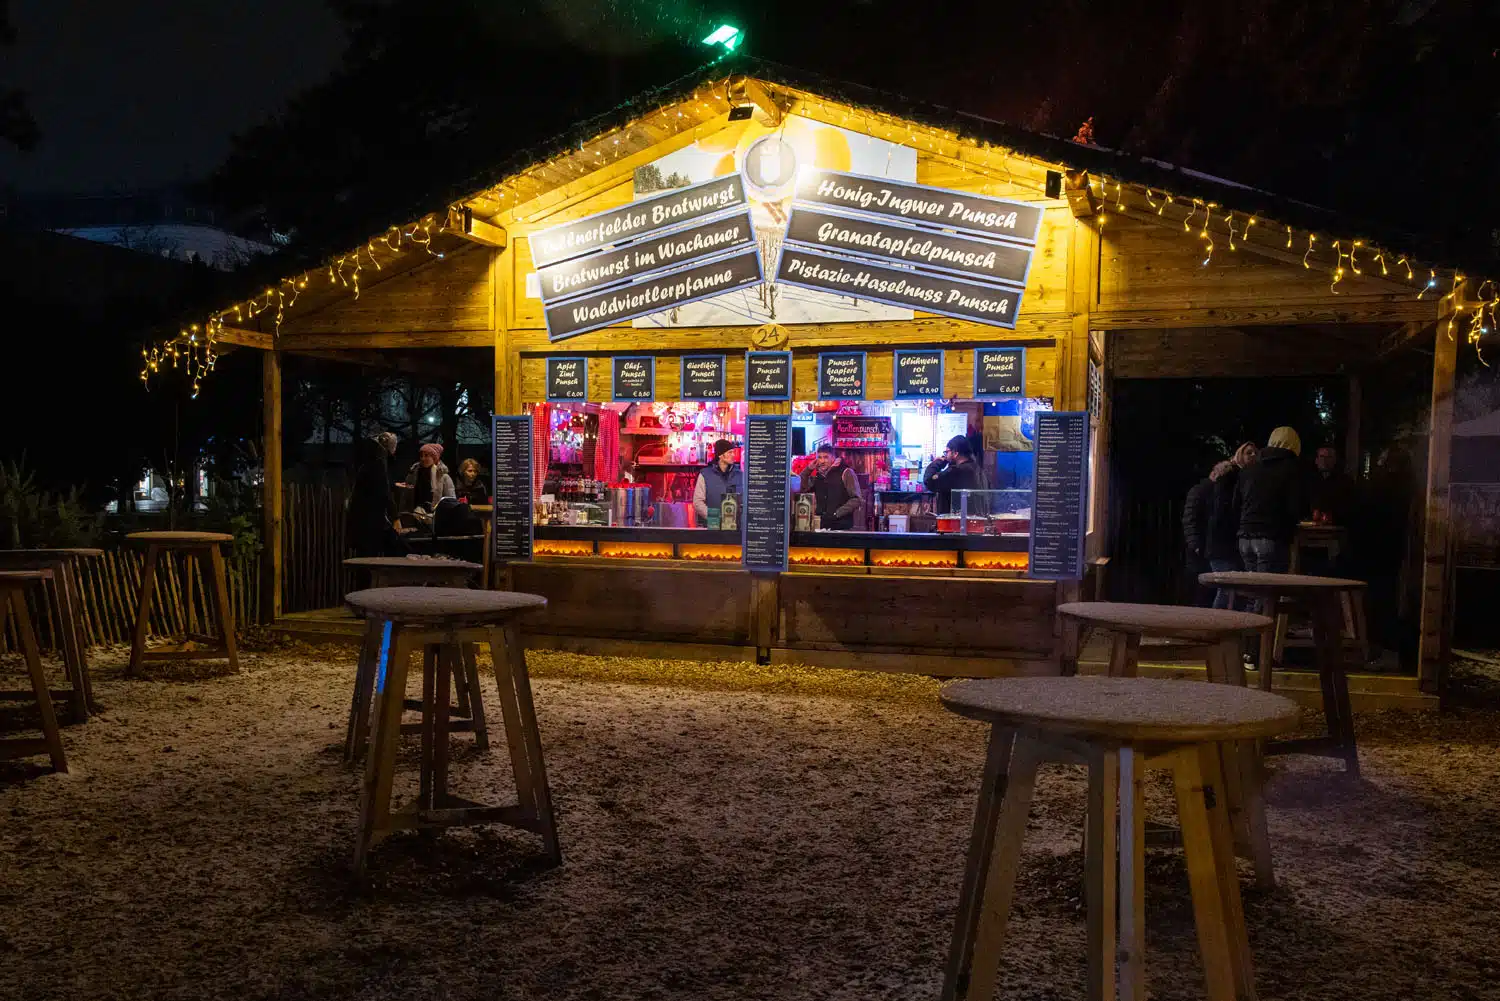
[1,643,1498,1001]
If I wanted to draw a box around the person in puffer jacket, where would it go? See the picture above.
[1233,427,1304,575]
[402,442,456,532]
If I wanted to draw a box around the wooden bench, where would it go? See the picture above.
[940,676,1299,1001]
[345,587,556,876]
[126,532,239,677]
[0,571,67,772]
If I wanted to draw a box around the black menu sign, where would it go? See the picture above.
[746,351,792,401]
[680,354,726,400]
[545,356,587,401]
[777,247,1022,330]
[544,247,763,341]
[894,349,945,399]
[490,414,534,564]
[611,356,654,401]
[784,207,1033,288]
[742,415,791,573]
[817,351,866,400]
[973,347,1025,399]
[529,175,749,268]
[794,169,1044,245]
[537,210,757,304]
[1028,411,1089,581]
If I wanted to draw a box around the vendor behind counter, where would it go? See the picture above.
[799,444,864,530]
[924,435,986,514]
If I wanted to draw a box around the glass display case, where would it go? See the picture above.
[939,489,1032,535]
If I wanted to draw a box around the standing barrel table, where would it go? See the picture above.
[0,548,103,721]
[342,557,485,762]
[1199,571,1364,777]
[940,676,1299,1001]
[125,531,239,677]
[345,587,556,875]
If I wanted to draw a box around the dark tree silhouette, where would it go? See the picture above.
[0,0,39,151]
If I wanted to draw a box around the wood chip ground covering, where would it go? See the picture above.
[2,644,1498,1000]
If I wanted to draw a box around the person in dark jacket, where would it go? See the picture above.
[454,458,490,506]
[1234,426,1303,574]
[1183,469,1216,606]
[693,439,741,526]
[1204,442,1258,608]
[924,435,985,515]
[799,444,864,530]
[1309,445,1357,526]
[347,432,402,557]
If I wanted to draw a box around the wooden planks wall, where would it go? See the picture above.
[280,244,493,335]
[1111,328,1360,379]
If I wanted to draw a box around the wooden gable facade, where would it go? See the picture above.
[211,71,1462,694]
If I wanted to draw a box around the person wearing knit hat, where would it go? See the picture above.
[923,434,985,515]
[404,441,456,523]
[1233,424,1306,590]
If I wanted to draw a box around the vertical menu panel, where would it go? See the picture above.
[491,414,534,564]
[742,415,791,573]
[1028,411,1089,581]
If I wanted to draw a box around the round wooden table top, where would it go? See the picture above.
[941,676,1301,743]
[126,531,234,544]
[343,556,482,572]
[1198,571,1366,593]
[1057,601,1272,638]
[345,587,545,625]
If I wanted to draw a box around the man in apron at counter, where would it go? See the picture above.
[800,444,865,531]
[693,439,741,528]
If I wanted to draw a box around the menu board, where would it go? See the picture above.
[746,351,792,401]
[776,246,1022,330]
[818,351,866,400]
[529,175,748,268]
[545,356,588,402]
[894,349,945,399]
[784,207,1033,288]
[544,247,763,341]
[680,354,726,400]
[742,415,791,573]
[1028,411,1089,581]
[973,347,1025,399]
[612,356,654,401]
[490,415,534,564]
[793,169,1044,245]
[537,211,756,304]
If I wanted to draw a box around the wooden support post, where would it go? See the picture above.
[1418,295,1460,693]
[1064,217,1101,412]
[261,349,283,623]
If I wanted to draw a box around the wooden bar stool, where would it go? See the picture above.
[1058,602,1279,887]
[342,557,485,763]
[0,548,103,722]
[126,532,239,677]
[940,677,1299,1001]
[345,587,556,876]
[0,571,68,772]
[1200,572,1365,777]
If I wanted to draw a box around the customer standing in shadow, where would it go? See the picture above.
[1234,427,1303,575]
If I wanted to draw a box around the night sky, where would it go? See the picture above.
[1,0,346,192]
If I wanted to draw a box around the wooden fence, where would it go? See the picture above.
[1,546,260,655]
[282,482,354,614]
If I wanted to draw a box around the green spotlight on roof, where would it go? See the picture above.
[702,24,743,52]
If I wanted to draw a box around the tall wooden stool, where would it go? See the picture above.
[126,531,239,677]
[0,571,68,772]
[940,677,1299,1001]
[345,587,557,876]
[1200,571,1364,777]
[342,557,486,762]
[0,548,103,722]
[1057,602,1279,888]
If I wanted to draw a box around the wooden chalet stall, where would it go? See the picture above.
[184,59,1476,698]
